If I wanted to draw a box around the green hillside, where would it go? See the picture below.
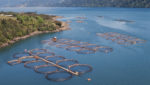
[0,0,150,8]
[22,0,150,8]
[0,12,62,46]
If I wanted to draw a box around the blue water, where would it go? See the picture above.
[0,7,150,85]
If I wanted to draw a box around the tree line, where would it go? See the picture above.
[23,0,150,8]
[0,12,62,46]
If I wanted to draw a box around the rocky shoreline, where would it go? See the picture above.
[0,19,70,48]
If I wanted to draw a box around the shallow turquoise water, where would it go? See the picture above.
[0,7,150,85]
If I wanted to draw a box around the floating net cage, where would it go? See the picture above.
[37,52,55,58]
[76,48,96,54]
[69,64,93,75]
[7,60,22,66]
[42,38,113,54]
[76,20,84,23]
[18,56,37,63]
[46,71,73,82]
[13,52,30,58]
[75,16,87,23]
[97,32,146,46]
[29,49,48,55]
[24,60,48,69]
[34,65,58,74]
[8,49,93,82]
[76,16,87,19]
[56,59,79,68]
[46,56,66,63]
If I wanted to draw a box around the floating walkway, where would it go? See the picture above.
[8,49,92,82]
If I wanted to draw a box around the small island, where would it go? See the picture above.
[0,12,69,48]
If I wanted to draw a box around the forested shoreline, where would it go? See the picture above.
[0,12,64,48]
[0,0,149,8]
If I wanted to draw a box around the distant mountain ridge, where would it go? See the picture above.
[0,0,150,8]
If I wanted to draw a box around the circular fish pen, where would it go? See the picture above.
[81,44,100,50]
[96,46,113,53]
[76,48,96,54]
[97,32,146,46]
[46,56,66,63]
[37,52,55,58]
[34,65,58,74]
[7,60,21,66]
[55,44,71,49]
[66,46,82,51]
[42,38,113,54]
[45,71,73,82]
[24,60,48,69]
[69,64,93,75]
[29,49,48,55]
[8,49,93,82]
[56,59,79,68]
[13,52,30,58]
[18,56,37,63]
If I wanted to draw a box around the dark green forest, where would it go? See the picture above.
[0,0,150,8]
[59,0,150,8]
[19,0,150,8]
[0,12,62,46]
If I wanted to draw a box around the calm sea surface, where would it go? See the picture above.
[0,7,150,85]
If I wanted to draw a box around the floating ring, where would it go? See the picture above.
[69,64,93,75]
[7,60,22,66]
[13,52,30,58]
[29,49,48,55]
[66,46,82,51]
[76,48,96,54]
[24,60,48,69]
[56,59,79,68]
[45,56,66,63]
[34,65,58,74]
[96,46,113,53]
[37,52,55,58]
[45,71,72,82]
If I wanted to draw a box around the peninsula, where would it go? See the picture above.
[0,12,69,48]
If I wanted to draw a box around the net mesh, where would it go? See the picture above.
[46,56,66,63]
[66,46,82,51]
[96,46,113,53]
[30,49,48,55]
[64,40,80,45]
[97,32,146,45]
[81,44,100,49]
[45,71,72,82]
[37,52,55,58]
[56,59,79,68]
[70,42,88,46]
[76,48,96,54]
[55,44,71,49]
[13,52,30,58]
[34,65,58,74]
[69,64,93,75]
[42,38,113,54]
[48,41,60,46]
[8,49,93,82]
[57,39,71,43]
[24,60,48,69]
[19,57,37,63]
